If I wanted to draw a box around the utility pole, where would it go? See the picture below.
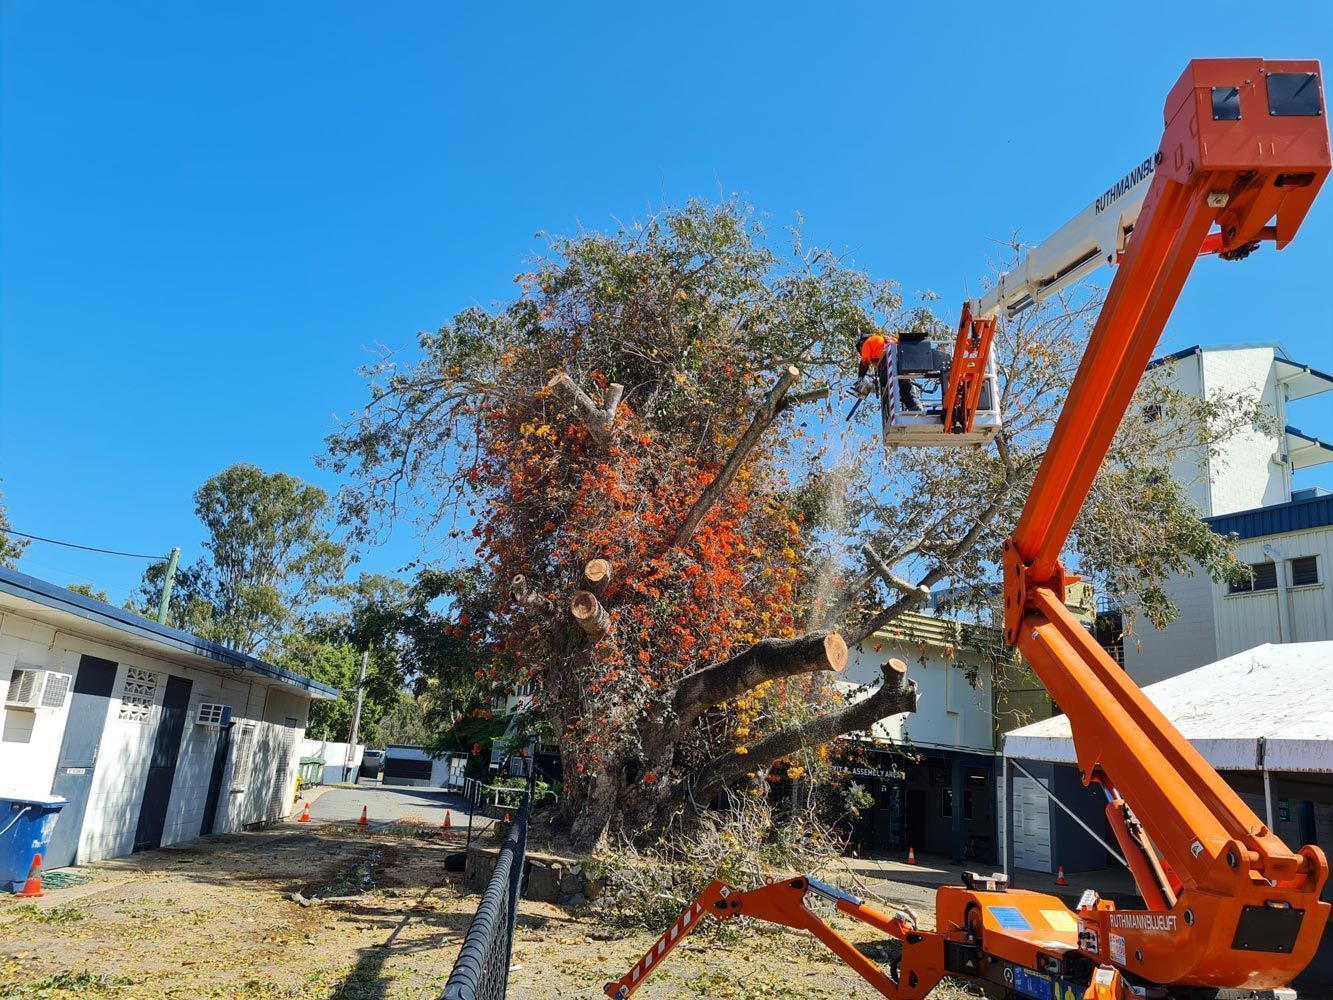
[156,547,181,625]
[343,647,369,783]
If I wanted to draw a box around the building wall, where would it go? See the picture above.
[0,611,311,865]
[1212,527,1333,657]
[1118,346,1294,687]
[845,630,995,755]
[1198,346,1290,514]
[0,615,76,799]
[1122,569,1219,687]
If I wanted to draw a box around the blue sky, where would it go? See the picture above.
[2,2,1331,602]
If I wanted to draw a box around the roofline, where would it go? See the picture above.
[0,567,338,700]
[1148,342,1292,369]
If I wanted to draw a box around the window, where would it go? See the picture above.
[940,787,953,818]
[1230,561,1278,594]
[118,668,160,722]
[1290,556,1319,587]
[231,725,256,791]
[962,789,974,821]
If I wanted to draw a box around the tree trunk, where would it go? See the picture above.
[570,762,622,852]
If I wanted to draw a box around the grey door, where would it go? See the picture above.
[47,655,118,869]
[200,723,232,837]
[133,675,192,852]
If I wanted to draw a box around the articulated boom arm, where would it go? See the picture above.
[604,875,946,999]
[1002,58,1331,989]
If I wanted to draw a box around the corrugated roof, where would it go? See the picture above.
[1003,642,1333,772]
[0,566,337,700]
[1206,491,1333,540]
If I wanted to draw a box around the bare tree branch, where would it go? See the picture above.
[671,366,802,549]
[688,658,916,803]
[545,372,623,448]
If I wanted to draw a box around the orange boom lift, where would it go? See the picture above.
[606,58,1331,1000]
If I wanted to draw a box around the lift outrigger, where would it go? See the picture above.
[607,58,1331,1000]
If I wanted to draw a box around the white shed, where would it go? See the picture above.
[0,567,336,869]
[1001,641,1333,880]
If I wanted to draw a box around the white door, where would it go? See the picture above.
[1011,773,1052,872]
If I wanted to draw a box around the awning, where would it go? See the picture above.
[1003,641,1333,773]
[1284,426,1333,470]
[1275,357,1333,401]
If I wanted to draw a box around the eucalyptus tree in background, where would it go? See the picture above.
[136,464,345,654]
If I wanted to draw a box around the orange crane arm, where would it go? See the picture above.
[1001,57,1331,989]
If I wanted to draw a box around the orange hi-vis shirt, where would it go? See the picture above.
[860,333,891,365]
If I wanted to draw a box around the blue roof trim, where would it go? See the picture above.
[0,567,337,699]
[1206,492,1333,541]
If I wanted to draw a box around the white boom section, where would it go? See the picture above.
[971,153,1158,321]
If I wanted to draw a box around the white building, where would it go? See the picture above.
[0,567,335,868]
[1120,344,1333,685]
[840,612,1001,863]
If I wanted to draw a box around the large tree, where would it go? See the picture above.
[328,202,1254,850]
[137,464,346,654]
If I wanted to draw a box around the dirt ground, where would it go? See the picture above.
[0,820,974,1000]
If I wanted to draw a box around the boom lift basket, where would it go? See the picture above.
[881,339,1002,448]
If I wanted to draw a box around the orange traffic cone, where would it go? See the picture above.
[906,847,916,865]
[15,854,44,898]
[358,805,368,827]
[441,810,452,830]
[298,801,311,823]
[1055,866,1068,886]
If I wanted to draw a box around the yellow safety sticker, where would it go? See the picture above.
[1041,909,1079,932]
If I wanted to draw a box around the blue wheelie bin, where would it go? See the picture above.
[0,794,66,893]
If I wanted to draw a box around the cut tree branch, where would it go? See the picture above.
[671,365,804,550]
[672,632,847,725]
[688,657,916,803]
[583,558,613,598]
[777,385,831,413]
[546,372,623,448]
[510,574,553,613]
[570,590,612,641]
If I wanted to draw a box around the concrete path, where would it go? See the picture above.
[301,780,486,832]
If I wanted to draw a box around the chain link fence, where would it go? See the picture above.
[441,784,532,1000]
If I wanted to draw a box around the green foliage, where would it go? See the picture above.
[135,464,345,654]
[66,583,109,603]
[376,690,432,746]
[0,480,27,569]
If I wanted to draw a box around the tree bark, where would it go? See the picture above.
[671,366,803,550]
[570,590,612,641]
[672,632,846,724]
[510,574,552,613]
[583,558,613,597]
[546,372,623,448]
[688,657,915,803]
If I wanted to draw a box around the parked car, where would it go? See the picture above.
[359,749,384,779]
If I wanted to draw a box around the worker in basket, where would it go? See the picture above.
[852,327,893,403]
[855,328,952,414]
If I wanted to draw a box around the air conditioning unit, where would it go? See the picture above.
[4,668,73,711]
[195,703,233,728]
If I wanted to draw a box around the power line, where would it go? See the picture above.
[0,527,168,562]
